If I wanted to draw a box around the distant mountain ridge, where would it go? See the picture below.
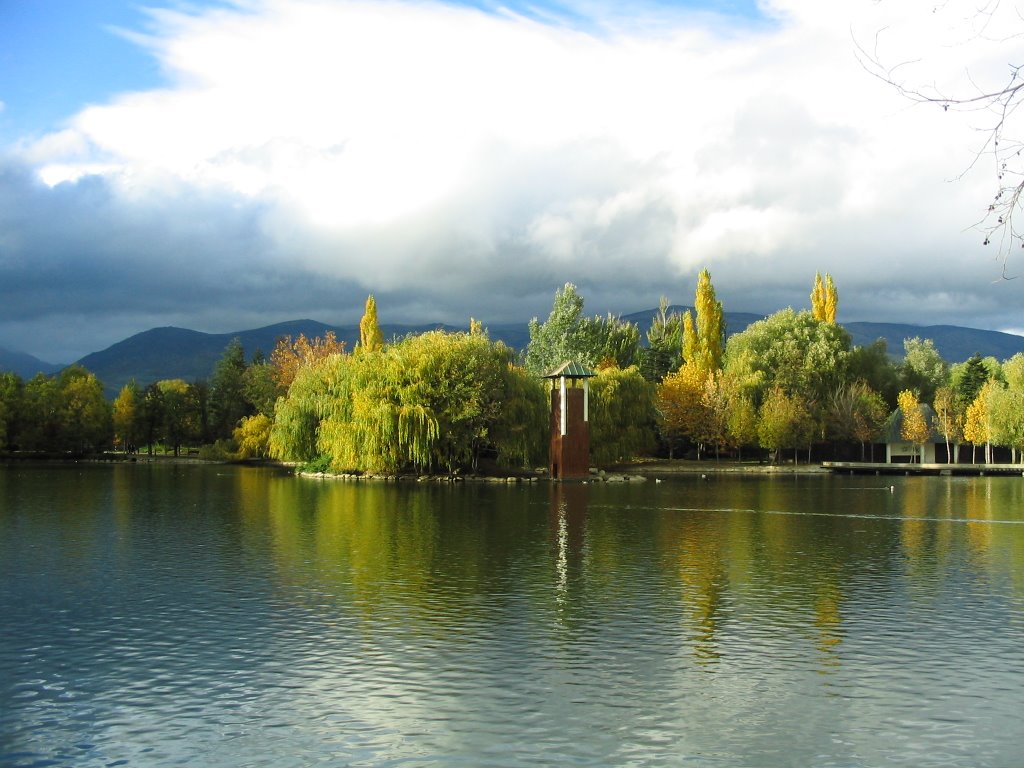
[4,311,1024,396]
[0,346,62,379]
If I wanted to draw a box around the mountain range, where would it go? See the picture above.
[4,309,1024,397]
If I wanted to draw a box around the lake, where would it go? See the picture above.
[2,464,1023,767]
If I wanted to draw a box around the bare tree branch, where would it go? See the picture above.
[856,1,1024,274]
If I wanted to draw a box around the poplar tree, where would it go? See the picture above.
[358,294,384,353]
[681,310,697,367]
[694,268,724,373]
[810,272,838,324]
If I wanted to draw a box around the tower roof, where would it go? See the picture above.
[542,361,596,379]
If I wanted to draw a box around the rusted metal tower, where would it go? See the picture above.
[543,361,595,480]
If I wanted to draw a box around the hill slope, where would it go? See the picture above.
[4,310,1021,396]
[0,346,63,379]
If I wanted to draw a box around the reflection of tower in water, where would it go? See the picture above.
[550,483,589,614]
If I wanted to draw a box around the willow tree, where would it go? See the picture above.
[810,272,838,324]
[589,365,656,465]
[274,330,546,473]
[269,353,344,463]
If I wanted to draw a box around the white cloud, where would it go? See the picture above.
[4,0,1022,360]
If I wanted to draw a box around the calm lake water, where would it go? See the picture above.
[2,464,1023,767]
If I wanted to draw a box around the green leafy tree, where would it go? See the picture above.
[0,372,24,452]
[156,379,199,456]
[525,283,639,373]
[988,382,1024,463]
[20,373,62,451]
[757,386,813,464]
[827,380,887,460]
[726,391,759,461]
[139,383,164,455]
[899,337,949,404]
[269,356,334,463]
[242,355,279,417]
[723,308,851,406]
[59,366,112,452]
[112,381,140,453]
[848,339,900,408]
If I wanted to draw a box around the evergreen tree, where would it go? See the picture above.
[209,337,252,438]
[953,353,990,411]
[639,297,682,382]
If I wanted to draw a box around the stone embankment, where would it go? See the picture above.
[298,468,649,483]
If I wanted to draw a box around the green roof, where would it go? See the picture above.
[542,361,596,379]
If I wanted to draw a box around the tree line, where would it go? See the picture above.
[3,274,1021,467]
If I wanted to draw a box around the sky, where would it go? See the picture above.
[1,0,1021,364]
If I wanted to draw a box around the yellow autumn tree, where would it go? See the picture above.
[897,389,930,463]
[656,361,710,459]
[810,272,838,324]
[963,380,996,464]
[234,413,273,458]
[112,382,139,453]
[694,268,724,374]
[270,331,346,389]
[358,294,384,354]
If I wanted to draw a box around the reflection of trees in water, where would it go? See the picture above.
[675,515,729,663]
[658,478,857,669]
[234,473,1024,657]
[895,477,1024,604]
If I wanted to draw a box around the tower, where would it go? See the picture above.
[543,361,595,480]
